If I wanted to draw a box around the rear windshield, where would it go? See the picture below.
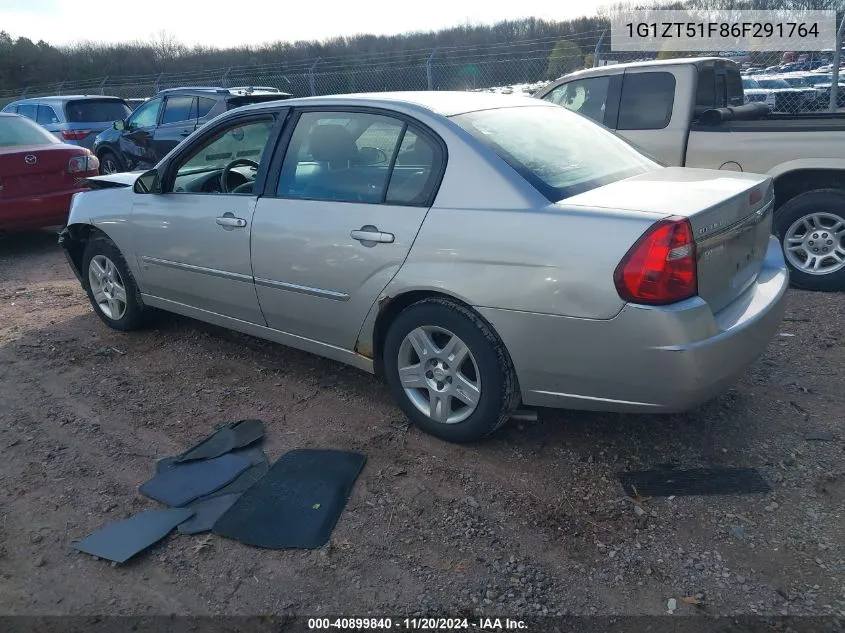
[756,78,791,89]
[451,105,658,202]
[64,99,131,123]
[0,115,60,147]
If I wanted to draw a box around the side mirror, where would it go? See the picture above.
[114,119,126,131]
[133,169,160,194]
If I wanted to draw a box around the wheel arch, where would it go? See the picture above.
[60,223,118,283]
[364,288,515,379]
[772,168,845,210]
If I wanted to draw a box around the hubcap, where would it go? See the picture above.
[783,212,845,275]
[102,158,118,174]
[397,326,481,425]
[88,255,128,320]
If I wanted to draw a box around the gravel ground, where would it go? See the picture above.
[0,229,843,619]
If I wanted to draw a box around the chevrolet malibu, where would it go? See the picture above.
[58,92,788,443]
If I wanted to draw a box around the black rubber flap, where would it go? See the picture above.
[618,468,772,497]
[140,452,251,507]
[175,419,264,464]
[72,508,195,563]
[213,449,366,549]
[178,494,242,535]
[157,445,269,502]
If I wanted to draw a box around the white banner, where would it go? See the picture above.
[610,9,837,52]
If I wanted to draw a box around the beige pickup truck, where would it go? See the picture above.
[535,57,845,292]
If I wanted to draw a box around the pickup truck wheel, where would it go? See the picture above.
[774,189,845,292]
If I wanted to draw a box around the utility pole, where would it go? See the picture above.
[830,14,844,112]
[594,29,607,67]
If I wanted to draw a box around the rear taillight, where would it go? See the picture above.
[613,217,697,305]
[67,154,100,173]
[60,129,93,141]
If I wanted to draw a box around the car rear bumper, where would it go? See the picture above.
[478,236,789,413]
[0,186,89,231]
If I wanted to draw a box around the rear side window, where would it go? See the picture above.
[17,103,37,120]
[161,96,197,124]
[37,105,59,125]
[617,72,675,130]
[696,67,745,109]
[197,97,217,118]
[386,128,440,205]
[541,76,610,125]
[65,99,131,123]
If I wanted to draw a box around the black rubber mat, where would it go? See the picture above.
[213,449,367,549]
[72,508,195,563]
[175,419,264,464]
[140,453,251,507]
[178,494,242,535]
[618,468,772,497]
[156,444,266,473]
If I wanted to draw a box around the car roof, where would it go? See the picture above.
[9,95,127,104]
[549,56,736,82]
[233,90,554,117]
[154,86,290,97]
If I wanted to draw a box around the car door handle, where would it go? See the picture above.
[216,216,247,228]
[351,227,394,244]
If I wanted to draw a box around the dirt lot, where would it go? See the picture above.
[1,229,843,619]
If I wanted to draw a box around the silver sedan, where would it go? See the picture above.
[59,92,788,442]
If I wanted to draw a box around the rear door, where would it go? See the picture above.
[250,108,445,349]
[153,95,198,161]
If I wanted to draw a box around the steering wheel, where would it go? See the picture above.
[220,158,259,193]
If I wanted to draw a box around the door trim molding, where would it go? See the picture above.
[254,276,350,302]
[140,256,253,283]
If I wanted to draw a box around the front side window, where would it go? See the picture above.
[452,105,658,203]
[172,118,275,194]
[276,111,406,203]
[618,72,675,130]
[128,98,162,130]
[542,76,610,124]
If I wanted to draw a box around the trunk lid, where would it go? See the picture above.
[563,166,774,313]
[0,144,90,199]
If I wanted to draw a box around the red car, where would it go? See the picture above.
[0,112,99,233]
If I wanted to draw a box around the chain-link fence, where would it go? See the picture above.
[1,42,842,114]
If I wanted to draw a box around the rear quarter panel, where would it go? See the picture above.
[391,204,663,320]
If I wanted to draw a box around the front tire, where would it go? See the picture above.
[82,237,148,331]
[98,150,121,175]
[773,189,845,292]
[383,298,519,443]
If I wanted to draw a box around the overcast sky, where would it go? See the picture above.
[0,0,609,47]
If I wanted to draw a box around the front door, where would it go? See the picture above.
[119,96,163,171]
[131,113,279,324]
[251,109,445,349]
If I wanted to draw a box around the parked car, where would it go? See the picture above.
[1,96,132,150]
[739,76,820,112]
[777,73,828,109]
[92,86,292,175]
[0,113,99,233]
[58,92,787,442]
[536,57,845,291]
[801,73,845,107]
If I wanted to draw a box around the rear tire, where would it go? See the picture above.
[82,236,149,331]
[773,188,845,292]
[383,298,520,443]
